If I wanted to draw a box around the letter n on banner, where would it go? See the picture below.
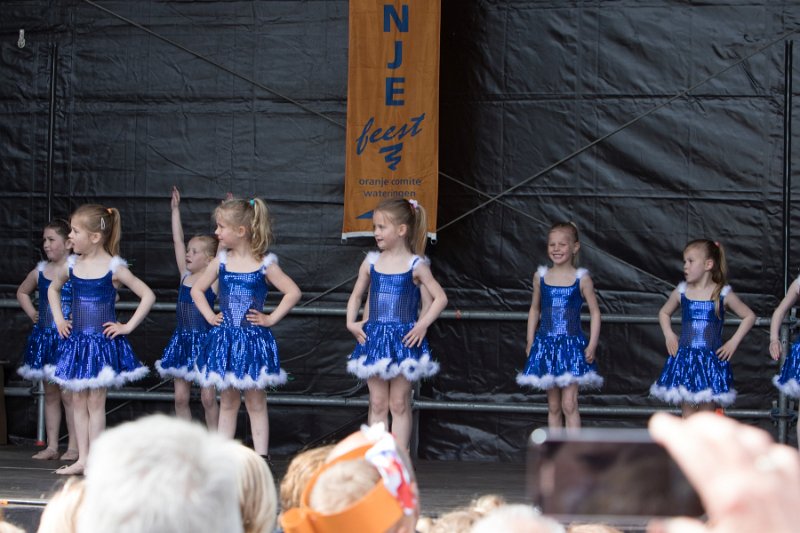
[342,0,440,240]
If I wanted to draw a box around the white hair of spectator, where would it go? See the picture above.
[470,504,565,533]
[77,415,242,533]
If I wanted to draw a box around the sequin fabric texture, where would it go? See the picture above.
[155,275,216,380]
[18,261,73,381]
[53,256,149,391]
[517,266,602,390]
[774,275,800,397]
[348,252,439,381]
[650,282,736,406]
[195,252,287,389]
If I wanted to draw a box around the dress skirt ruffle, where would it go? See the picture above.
[774,341,800,398]
[52,333,149,391]
[348,321,439,381]
[18,327,61,381]
[516,334,603,390]
[650,347,736,406]
[195,326,287,389]
[155,330,209,381]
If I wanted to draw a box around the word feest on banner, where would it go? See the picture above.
[343,0,441,240]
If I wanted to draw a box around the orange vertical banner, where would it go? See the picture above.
[343,0,440,240]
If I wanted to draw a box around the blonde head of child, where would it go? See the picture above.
[373,198,428,255]
[214,198,273,258]
[186,234,218,273]
[547,221,580,268]
[70,204,122,256]
[279,444,336,512]
[281,425,420,533]
[225,441,278,533]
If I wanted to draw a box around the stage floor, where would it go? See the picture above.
[0,444,528,531]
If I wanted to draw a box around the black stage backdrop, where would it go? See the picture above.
[2,1,800,460]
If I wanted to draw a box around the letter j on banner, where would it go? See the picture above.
[343,0,440,240]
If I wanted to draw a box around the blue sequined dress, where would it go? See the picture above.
[195,251,287,389]
[774,275,800,397]
[650,283,736,406]
[347,252,439,381]
[155,273,216,380]
[517,266,603,390]
[53,256,149,391]
[18,261,73,381]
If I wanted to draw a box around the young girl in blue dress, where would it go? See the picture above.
[768,272,800,443]
[49,204,155,475]
[651,239,755,417]
[155,187,219,427]
[192,197,301,459]
[517,222,602,429]
[346,198,448,449]
[17,219,77,460]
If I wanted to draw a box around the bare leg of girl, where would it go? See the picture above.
[173,378,192,421]
[244,388,269,455]
[218,388,241,440]
[200,386,220,430]
[388,376,413,450]
[547,388,564,428]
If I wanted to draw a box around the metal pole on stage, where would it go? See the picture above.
[777,40,794,444]
[34,43,60,447]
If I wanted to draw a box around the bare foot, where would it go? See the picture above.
[59,449,79,461]
[32,448,60,460]
[55,462,84,476]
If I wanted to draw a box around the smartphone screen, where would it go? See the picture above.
[527,427,704,524]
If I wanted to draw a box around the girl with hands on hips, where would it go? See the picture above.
[192,197,301,461]
[17,219,78,461]
[48,204,154,476]
[651,239,754,417]
[346,198,447,450]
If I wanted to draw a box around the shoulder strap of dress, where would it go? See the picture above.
[536,265,548,278]
[36,260,47,273]
[261,253,278,273]
[410,255,430,270]
[576,268,588,280]
[218,249,228,265]
[677,281,687,294]
[66,254,78,269]
[720,285,732,297]
[365,251,380,265]
[109,256,128,273]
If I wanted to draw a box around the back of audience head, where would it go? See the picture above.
[280,423,419,533]
[470,504,565,533]
[280,444,335,512]
[37,478,85,533]
[78,414,241,533]
[226,441,278,533]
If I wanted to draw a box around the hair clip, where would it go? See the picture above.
[714,240,720,247]
[408,199,419,210]
[106,207,113,214]
[100,217,106,230]
[249,199,255,206]
[363,430,417,515]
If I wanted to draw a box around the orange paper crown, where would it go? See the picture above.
[280,429,414,533]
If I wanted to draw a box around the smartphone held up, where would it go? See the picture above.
[527,427,704,524]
